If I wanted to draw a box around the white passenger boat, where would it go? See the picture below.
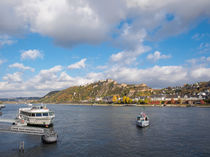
[16,105,55,127]
[136,112,149,127]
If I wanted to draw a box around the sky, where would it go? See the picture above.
[0,0,210,98]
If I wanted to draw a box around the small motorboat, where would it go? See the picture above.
[0,104,5,109]
[136,112,149,127]
[42,129,58,144]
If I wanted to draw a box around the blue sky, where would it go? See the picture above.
[0,0,209,97]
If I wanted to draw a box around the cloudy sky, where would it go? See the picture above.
[0,0,210,97]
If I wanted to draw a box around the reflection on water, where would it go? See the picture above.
[0,104,210,157]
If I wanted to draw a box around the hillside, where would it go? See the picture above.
[39,79,210,104]
[160,81,210,96]
[39,79,153,103]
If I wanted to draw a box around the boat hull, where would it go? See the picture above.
[42,133,58,144]
[27,117,54,126]
[17,116,54,127]
[136,120,149,127]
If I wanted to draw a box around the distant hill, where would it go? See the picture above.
[39,79,153,103]
[0,97,41,102]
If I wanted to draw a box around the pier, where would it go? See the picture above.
[0,125,45,135]
[0,119,58,143]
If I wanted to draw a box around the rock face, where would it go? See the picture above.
[39,79,151,103]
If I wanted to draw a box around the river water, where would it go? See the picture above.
[0,104,210,157]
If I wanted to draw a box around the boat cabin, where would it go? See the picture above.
[20,111,54,117]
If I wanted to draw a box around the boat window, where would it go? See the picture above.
[36,113,42,117]
[49,112,54,116]
[20,111,26,115]
[22,111,28,116]
[32,113,35,117]
[43,113,48,116]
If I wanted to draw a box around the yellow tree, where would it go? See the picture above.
[144,97,149,104]
[126,96,130,104]
[112,95,117,103]
[123,96,127,104]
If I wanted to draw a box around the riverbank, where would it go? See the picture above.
[46,103,210,108]
[2,102,210,107]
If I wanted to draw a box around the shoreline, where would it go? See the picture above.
[2,102,210,108]
[36,103,210,108]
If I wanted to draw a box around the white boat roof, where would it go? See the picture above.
[19,106,51,113]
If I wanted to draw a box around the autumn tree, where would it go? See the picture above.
[126,96,130,104]
[171,98,175,104]
[129,99,133,104]
[112,95,117,103]
[144,97,149,104]
[200,100,205,105]
[123,96,127,104]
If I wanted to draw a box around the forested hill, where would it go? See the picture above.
[39,79,210,103]
[39,79,152,103]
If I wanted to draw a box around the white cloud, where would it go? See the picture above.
[198,42,210,54]
[147,51,171,62]
[17,0,118,47]
[110,25,150,65]
[68,58,87,69]
[0,59,6,65]
[187,56,210,65]
[31,65,63,83]
[3,72,23,83]
[192,33,209,40]
[9,63,34,72]
[0,35,15,47]
[0,1,26,35]
[96,65,108,70]
[110,46,149,65]
[106,65,188,88]
[0,65,97,97]
[0,0,209,47]
[21,49,43,60]
[190,67,210,80]
[126,0,210,40]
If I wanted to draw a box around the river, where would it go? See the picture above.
[0,104,210,157]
